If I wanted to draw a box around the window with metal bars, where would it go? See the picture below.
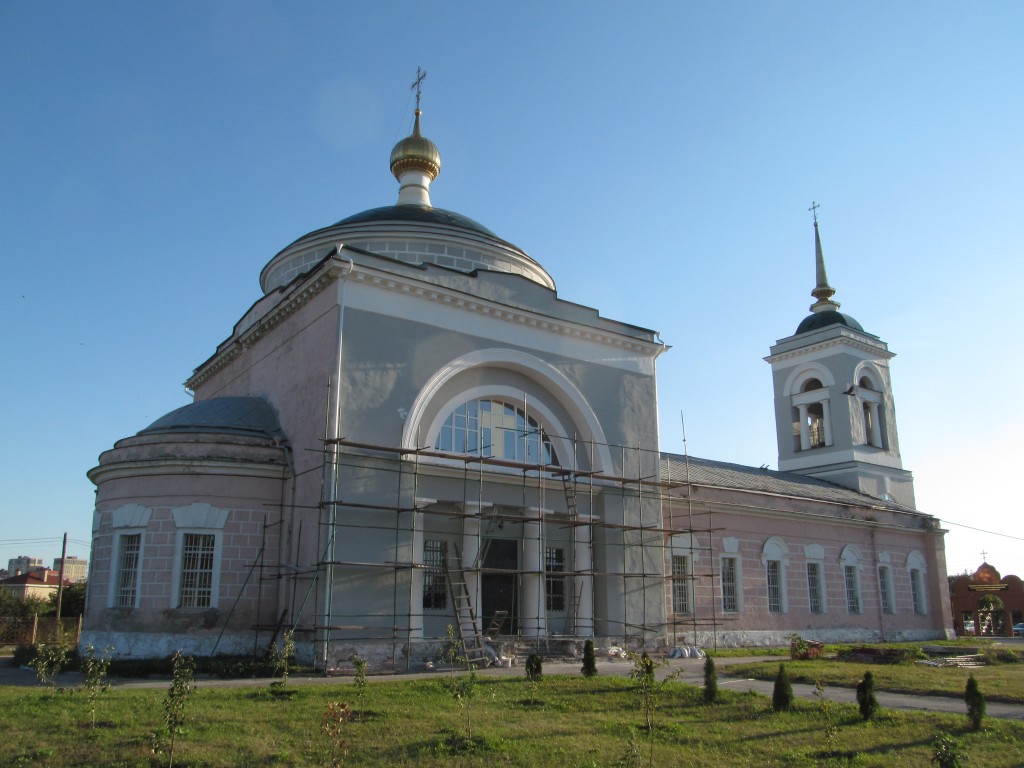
[766,560,783,613]
[545,547,565,611]
[671,554,691,615]
[806,562,824,614]
[879,565,894,614]
[114,533,141,608]
[721,556,739,612]
[178,533,216,608]
[423,540,447,610]
[844,564,861,614]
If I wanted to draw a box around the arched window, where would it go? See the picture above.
[435,398,560,466]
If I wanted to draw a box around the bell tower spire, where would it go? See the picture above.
[809,203,841,313]
[764,209,916,509]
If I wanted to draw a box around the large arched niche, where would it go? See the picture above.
[402,348,613,473]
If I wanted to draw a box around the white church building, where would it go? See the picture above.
[83,99,953,668]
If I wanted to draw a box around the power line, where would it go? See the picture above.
[941,519,1024,542]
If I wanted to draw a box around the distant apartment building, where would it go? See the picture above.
[53,556,89,583]
[7,556,44,576]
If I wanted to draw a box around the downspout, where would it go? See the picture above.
[321,246,354,672]
[869,523,885,642]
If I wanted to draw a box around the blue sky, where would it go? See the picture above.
[2,2,1021,578]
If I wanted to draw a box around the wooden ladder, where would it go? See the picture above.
[443,542,490,667]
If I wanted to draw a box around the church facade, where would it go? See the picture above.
[82,103,952,668]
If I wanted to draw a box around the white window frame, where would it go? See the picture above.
[761,537,789,614]
[109,530,144,609]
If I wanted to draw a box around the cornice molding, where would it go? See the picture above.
[89,457,287,485]
[765,332,894,365]
[188,256,664,391]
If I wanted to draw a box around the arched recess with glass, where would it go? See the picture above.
[401,349,613,640]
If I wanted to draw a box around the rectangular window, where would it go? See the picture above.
[545,547,565,611]
[807,562,824,614]
[178,533,216,608]
[910,568,926,614]
[115,533,141,608]
[671,554,691,615]
[766,560,783,613]
[844,564,861,614]
[721,556,739,612]
[879,566,894,614]
[423,540,447,610]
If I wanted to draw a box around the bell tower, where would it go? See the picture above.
[765,211,916,508]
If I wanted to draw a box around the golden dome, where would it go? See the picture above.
[390,109,441,181]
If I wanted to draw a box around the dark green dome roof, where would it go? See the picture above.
[796,310,864,335]
[140,397,282,439]
[335,205,501,239]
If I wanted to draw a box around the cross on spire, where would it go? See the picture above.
[808,201,820,224]
[411,67,427,110]
[981,549,988,562]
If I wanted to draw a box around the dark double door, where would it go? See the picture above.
[480,538,517,634]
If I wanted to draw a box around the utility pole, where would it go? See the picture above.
[54,532,67,641]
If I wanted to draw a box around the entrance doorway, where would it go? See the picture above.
[481,538,518,635]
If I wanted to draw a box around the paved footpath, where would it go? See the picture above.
[2,655,1022,721]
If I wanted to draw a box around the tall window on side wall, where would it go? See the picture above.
[806,562,825,614]
[844,566,861,614]
[423,540,447,610]
[879,565,894,614]
[910,568,925,614]
[545,547,565,611]
[906,551,928,615]
[721,557,740,613]
[435,399,560,466]
[178,533,216,608]
[858,376,885,448]
[671,554,691,615]
[114,533,142,608]
[767,560,784,613]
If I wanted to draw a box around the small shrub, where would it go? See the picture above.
[702,655,718,704]
[581,639,598,677]
[525,654,543,682]
[320,701,352,767]
[856,670,879,720]
[29,642,71,689]
[628,652,660,730]
[772,664,793,712]
[80,644,112,727]
[163,651,195,768]
[11,643,37,667]
[965,674,985,731]
[814,680,838,755]
[931,733,966,768]
[350,654,367,707]
[268,628,295,687]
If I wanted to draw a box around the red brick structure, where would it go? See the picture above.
[948,563,1024,636]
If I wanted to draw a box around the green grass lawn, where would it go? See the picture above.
[2,672,1022,767]
[720,658,1024,702]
